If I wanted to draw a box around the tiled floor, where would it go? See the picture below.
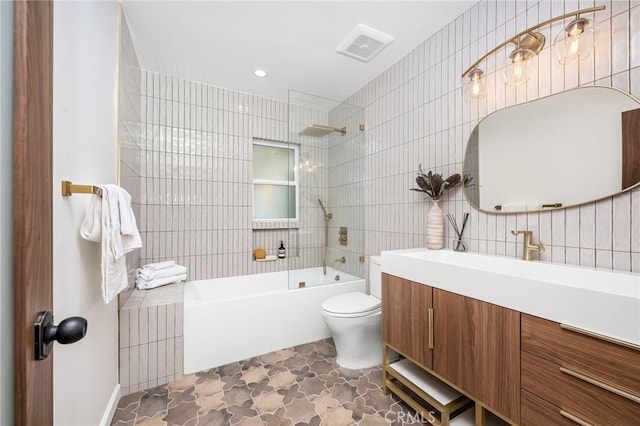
[111,338,408,425]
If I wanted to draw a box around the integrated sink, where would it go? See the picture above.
[381,248,640,346]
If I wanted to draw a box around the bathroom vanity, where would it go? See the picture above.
[380,249,640,425]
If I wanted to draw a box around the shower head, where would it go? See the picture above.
[299,124,346,137]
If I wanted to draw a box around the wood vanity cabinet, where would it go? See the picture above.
[432,289,521,423]
[520,314,640,425]
[381,273,433,368]
[382,272,640,425]
[382,274,520,424]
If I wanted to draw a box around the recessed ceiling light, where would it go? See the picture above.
[253,69,267,78]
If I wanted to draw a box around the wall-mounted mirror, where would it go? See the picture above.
[463,86,640,213]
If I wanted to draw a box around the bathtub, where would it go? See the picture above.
[183,267,365,373]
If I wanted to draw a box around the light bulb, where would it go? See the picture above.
[464,68,486,99]
[472,81,481,96]
[569,38,581,56]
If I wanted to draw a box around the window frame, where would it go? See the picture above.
[252,139,299,223]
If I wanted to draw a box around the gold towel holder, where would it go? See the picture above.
[61,180,102,197]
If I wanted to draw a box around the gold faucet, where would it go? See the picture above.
[511,230,545,261]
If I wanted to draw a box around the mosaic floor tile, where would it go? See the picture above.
[228,399,258,424]
[319,406,354,426]
[110,338,410,426]
[248,378,275,397]
[283,397,316,423]
[223,386,253,406]
[162,400,199,426]
[197,392,225,415]
[270,370,297,390]
[194,377,224,398]
[309,390,340,415]
[242,365,269,384]
[251,390,285,414]
[277,383,306,405]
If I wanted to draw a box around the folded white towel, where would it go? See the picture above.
[137,264,187,281]
[136,273,187,290]
[143,261,176,271]
[81,185,142,304]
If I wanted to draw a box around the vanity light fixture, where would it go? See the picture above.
[461,5,604,92]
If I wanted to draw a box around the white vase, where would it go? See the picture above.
[426,199,444,249]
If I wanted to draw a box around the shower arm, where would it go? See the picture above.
[318,199,333,275]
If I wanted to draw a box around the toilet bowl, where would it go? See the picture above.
[321,256,382,369]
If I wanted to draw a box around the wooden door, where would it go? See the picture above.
[432,289,520,423]
[382,273,433,368]
[13,0,54,424]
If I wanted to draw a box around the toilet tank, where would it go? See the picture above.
[369,256,381,298]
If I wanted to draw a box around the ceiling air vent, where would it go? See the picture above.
[336,24,394,63]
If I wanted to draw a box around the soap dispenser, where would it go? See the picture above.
[278,240,286,259]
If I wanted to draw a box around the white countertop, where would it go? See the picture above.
[381,248,640,346]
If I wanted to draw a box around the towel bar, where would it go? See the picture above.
[61,180,102,197]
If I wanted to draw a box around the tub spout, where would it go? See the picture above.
[331,257,346,268]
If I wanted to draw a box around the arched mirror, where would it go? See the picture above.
[463,86,640,213]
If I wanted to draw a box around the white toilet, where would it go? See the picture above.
[321,256,382,369]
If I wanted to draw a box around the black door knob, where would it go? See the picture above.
[44,316,87,345]
[35,311,88,360]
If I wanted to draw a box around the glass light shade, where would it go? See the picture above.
[553,17,596,64]
[464,69,487,99]
[503,47,536,86]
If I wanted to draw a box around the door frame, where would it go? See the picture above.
[13,0,54,424]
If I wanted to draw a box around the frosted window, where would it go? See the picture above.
[253,185,296,219]
[253,140,298,220]
[254,145,294,181]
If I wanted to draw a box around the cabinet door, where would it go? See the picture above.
[433,289,520,422]
[381,274,432,368]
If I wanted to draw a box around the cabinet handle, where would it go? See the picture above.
[428,308,433,349]
[560,410,593,426]
[560,367,640,404]
[560,323,640,351]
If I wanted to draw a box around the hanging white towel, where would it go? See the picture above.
[142,260,176,271]
[105,185,142,260]
[81,185,142,304]
[137,264,187,281]
[80,194,102,242]
[136,273,187,290]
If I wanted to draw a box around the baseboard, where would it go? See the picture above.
[100,384,121,426]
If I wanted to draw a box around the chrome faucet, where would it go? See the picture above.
[511,230,545,261]
[331,257,346,268]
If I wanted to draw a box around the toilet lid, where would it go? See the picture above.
[322,292,381,315]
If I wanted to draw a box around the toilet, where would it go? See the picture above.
[321,256,382,369]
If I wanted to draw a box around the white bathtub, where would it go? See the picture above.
[183,267,365,373]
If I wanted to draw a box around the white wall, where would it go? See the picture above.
[53,1,121,424]
[0,2,14,424]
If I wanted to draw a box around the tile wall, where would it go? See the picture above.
[137,77,368,280]
[344,0,640,274]
[119,284,184,395]
[119,12,142,305]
